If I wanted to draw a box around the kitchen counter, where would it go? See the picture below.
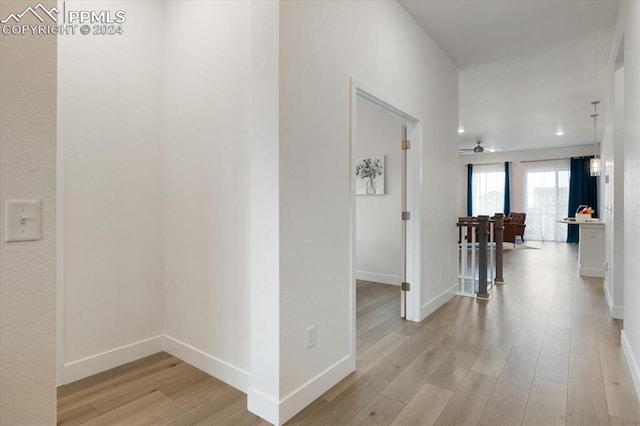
[557,218,605,277]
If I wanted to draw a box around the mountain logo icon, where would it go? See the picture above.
[1,2,59,24]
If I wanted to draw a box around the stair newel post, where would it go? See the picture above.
[477,215,490,300]
[494,213,505,285]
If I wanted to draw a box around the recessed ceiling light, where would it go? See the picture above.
[556,130,564,136]
[458,127,465,133]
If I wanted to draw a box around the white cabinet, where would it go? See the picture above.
[578,222,605,278]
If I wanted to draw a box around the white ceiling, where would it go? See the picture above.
[398,0,620,153]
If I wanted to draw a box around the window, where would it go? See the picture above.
[471,163,506,216]
[523,159,570,241]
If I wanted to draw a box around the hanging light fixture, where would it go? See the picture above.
[590,100,601,177]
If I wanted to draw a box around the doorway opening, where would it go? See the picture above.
[350,82,421,364]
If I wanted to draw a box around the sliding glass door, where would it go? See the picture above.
[523,159,570,241]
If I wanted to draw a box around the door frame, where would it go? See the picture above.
[56,119,65,387]
[349,79,422,359]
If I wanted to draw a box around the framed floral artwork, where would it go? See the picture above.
[355,155,385,195]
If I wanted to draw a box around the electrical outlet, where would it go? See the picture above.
[306,326,316,349]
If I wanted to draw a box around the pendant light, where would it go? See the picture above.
[590,100,601,177]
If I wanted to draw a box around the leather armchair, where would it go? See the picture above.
[507,212,526,243]
[503,219,517,246]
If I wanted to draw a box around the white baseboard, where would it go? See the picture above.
[603,280,624,319]
[248,387,281,426]
[63,335,164,384]
[611,304,624,319]
[62,335,355,425]
[280,354,353,425]
[580,267,605,278]
[420,284,457,321]
[247,354,353,425]
[163,334,251,393]
[63,334,251,400]
[621,330,640,404]
[356,271,401,285]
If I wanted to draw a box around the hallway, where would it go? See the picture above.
[56,243,640,425]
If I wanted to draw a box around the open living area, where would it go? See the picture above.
[1,1,639,425]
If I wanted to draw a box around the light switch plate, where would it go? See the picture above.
[5,199,40,242]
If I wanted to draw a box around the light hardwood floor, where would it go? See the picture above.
[58,242,640,425]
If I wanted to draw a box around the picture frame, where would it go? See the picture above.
[355,155,385,195]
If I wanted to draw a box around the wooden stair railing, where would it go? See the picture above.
[457,213,505,299]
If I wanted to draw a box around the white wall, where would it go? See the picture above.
[0,1,57,423]
[458,144,599,217]
[162,0,252,389]
[602,62,625,319]
[58,0,257,392]
[58,0,268,416]
[247,0,281,421]
[58,1,165,382]
[278,1,458,422]
[607,0,640,402]
[356,101,403,285]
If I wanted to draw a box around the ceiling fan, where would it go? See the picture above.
[458,139,503,154]
[459,139,486,154]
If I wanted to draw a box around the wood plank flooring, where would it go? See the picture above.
[58,242,640,425]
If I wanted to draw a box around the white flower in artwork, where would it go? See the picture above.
[355,156,385,195]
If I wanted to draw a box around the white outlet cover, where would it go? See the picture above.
[5,199,40,242]
[306,325,316,348]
